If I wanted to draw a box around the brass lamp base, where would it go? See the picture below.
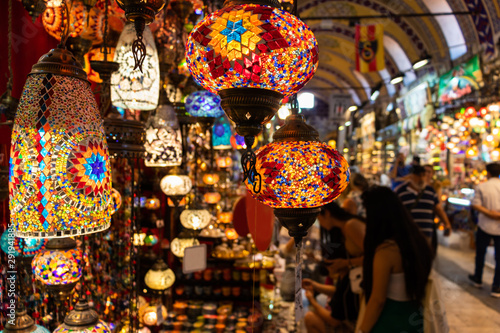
[274,207,321,244]
[219,88,283,138]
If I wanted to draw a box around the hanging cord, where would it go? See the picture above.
[241,136,261,193]
[101,0,109,62]
[79,236,87,301]
[294,239,304,322]
[6,0,13,92]
[132,19,147,72]
[58,0,71,48]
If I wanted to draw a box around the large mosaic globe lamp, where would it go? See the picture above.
[9,46,112,238]
[31,238,83,298]
[245,114,350,243]
[186,0,319,139]
[54,300,112,333]
[0,308,50,333]
[111,23,160,110]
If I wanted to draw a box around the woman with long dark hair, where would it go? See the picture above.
[357,186,433,333]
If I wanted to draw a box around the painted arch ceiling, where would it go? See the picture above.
[297,0,500,103]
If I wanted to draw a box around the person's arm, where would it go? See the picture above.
[471,204,500,220]
[389,163,398,180]
[306,290,342,328]
[358,247,393,333]
[341,198,357,215]
[435,203,452,231]
[303,278,336,296]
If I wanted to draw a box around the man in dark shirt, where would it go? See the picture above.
[396,165,452,246]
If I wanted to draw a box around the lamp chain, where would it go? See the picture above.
[101,0,109,61]
[132,19,147,72]
[59,0,71,48]
[241,136,261,193]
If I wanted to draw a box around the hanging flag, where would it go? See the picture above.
[355,24,385,73]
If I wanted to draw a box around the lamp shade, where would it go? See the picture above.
[31,238,83,288]
[213,116,232,149]
[180,209,212,230]
[185,91,224,118]
[0,226,47,257]
[42,0,86,41]
[170,237,200,257]
[204,192,221,204]
[144,102,183,167]
[202,172,220,185]
[186,3,318,97]
[245,116,350,208]
[141,305,168,326]
[53,301,111,333]
[144,259,175,291]
[160,170,192,197]
[111,23,160,110]
[9,47,112,238]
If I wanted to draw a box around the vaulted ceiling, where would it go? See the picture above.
[298,0,500,104]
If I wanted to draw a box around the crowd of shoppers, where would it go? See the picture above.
[294,154,500,332]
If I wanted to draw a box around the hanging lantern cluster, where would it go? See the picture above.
[111,23,160,110]
[9,46,112,238]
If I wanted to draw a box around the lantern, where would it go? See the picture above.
[0,227,47,257]
[144,94,183,167]
[245,114,350,243]
[144,259,175,291]
[110,188,122,215]
[31,238,83,297]
[204,192,221,204]
[141,305,168,326]
[202,172,220,185]
[180,209,212,230]
[0,309,50,333]
[10,46,112,238]
[53,300,111,333]
[144,234,159,246]
[213,116,232,149]
[160,167,193,205]
[217,211,233,224]
[145,197,161,210]
[185,91,224,118]
[216,156,233,168]
[186,0,318,138]
[111,23,160,110]
[170,232,200,258]
[168,197,186,207]
[42,0,86,41]
[115,0,166,71]
[225,228,239,240]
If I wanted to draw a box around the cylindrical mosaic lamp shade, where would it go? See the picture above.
[111,23,160,110]
[9,47,112,238]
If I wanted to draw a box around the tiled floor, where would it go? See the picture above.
[434,246,500,332]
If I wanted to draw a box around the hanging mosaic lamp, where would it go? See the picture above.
[10,46,112,238]
[111,23,160,110]
[53,300,112,333]
[0,308,50,333]
[0,226,47,257]
[204,191,221,204]
[144,259,175,291]
[170,235,200,258]
[202,172,220,185]
[160,167,193,206]
[115,0,165,71]
[186,0,318,139]
[245,114,350,243]
[212,116,232,149]
[31,238,83,298]
[180,209,212,230]
[141,304,168,326]
[185,91,224,118]
[144,90,183,167]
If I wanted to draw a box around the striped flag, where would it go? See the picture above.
[355,24,385,73]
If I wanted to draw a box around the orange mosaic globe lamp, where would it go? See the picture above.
[245,113,350,243]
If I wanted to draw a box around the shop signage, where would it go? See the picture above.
[438,55,482,104]
[396,82,430,119]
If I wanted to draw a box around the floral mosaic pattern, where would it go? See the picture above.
[9,73,112,238]
[245,141,350,208]
[186,4,318,97]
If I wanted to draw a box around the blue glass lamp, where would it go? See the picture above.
[213,116,232,149]
[0,226,47,257]
[185,91,224,118]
